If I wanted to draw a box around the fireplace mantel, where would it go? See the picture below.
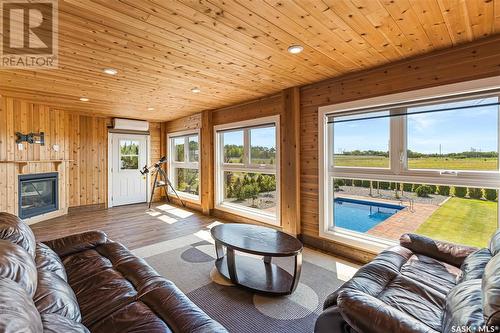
[0,160,73,173]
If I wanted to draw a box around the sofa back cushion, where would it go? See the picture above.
[483,254,500,326]
[0,212,36,258]
[0,239,38,297]
[458,248,492,283]
[442,279,484,332]
[36,242,67,281]
[0,277,43,333]
[490,229,500,257]
[34,270,81,322]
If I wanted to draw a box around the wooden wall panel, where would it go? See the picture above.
[212,95,282,126]
[0,96,163,221]
[299,36,500,252]
[164,94,300,232]
[150,122,163,202]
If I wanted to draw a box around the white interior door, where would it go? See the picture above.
[110,133,148,206]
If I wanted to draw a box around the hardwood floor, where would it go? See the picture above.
[31,203,218,250]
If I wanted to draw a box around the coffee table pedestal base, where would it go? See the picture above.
[214,253,302,296]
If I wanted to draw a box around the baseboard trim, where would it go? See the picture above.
[68,204,106,214]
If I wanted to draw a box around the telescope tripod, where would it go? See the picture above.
[149,166,185,208]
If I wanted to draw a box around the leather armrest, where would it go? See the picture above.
[400,233,477,267]
[43,231,108,258]
[140,280,228,333]
[337,289,438,333]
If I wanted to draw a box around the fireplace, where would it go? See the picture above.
[18,173,59,219]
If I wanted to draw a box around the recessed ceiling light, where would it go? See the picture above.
[191,87,201,93]
[287,44,304,54]
[147,107,154,111]
[79,97,89,102]
[103,68,118,75]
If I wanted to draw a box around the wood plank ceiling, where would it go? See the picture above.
[1,0,499,121]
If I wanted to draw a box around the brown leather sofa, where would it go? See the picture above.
[315,230,500,333]
[0,212,228,333]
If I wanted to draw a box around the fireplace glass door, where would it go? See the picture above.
[19,173,58,219]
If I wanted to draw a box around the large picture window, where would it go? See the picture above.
[215,116,279,225]
[167,131,200,201]
[320,84,500,251]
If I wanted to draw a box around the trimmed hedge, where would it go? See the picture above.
[454,187,467,198]
[437,185,450,196]
[403,183,414,192]
[415,185,432,197]
[485,189,498,201]
[468,188,483,199]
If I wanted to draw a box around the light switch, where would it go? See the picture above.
[17,143,24,151]
[52,144,60,152]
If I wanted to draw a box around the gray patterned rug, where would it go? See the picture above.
[132,225,358,333]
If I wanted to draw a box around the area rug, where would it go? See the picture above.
[132,225,357,333]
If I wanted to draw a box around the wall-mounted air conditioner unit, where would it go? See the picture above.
[113,118,149,132]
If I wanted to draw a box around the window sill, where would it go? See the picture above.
[168,191,200,205]
[215,202,279,226]
[319,227,397,254]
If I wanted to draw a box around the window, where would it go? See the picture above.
[333,111,390,168]
[120,140,139,170]
[215,116,280,225]
[168,131,200,200]
[320,86,500,251]
[407,97,498,171]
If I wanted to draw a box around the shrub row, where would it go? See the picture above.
[335,179,498,201]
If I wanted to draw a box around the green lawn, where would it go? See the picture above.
[334,155,497,170]
[416,197,498,247]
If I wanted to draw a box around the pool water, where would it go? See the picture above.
[334,198,403,233]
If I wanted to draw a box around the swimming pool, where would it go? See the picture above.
[334,198,404,233]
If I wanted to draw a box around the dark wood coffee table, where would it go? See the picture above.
[211,223,303,295]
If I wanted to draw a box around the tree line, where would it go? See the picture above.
[336,150,498,158]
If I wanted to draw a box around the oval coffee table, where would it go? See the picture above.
[210,223,303,295]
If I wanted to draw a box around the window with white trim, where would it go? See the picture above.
[167,131,200,200]
[322,90,500,250]
[215,116,280,225]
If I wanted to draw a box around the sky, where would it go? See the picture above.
[222,126,276,148]
[333,97,498,154]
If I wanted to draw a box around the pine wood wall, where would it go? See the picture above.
[164,92,301,235]
[0,96,163,220]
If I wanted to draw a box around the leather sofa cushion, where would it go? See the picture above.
[74,267,138,327]
[34,270,81,322]
[400,233,477,267]
[483,254,500,326]
[0,212,36,258]
[442,279,484,333]
[45,231,108,258]
[41,314,90,333]
[36,242,67,281]
[90,301,172,333]
[337,289,438,333]
[0,239,37,297]
[490,229,500,256]
[139,279,228,333]
[324,246,412,309]
[378,274,445,331]
[400,253,461,295]
[458,248,492,283]
[0,278,43,333]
